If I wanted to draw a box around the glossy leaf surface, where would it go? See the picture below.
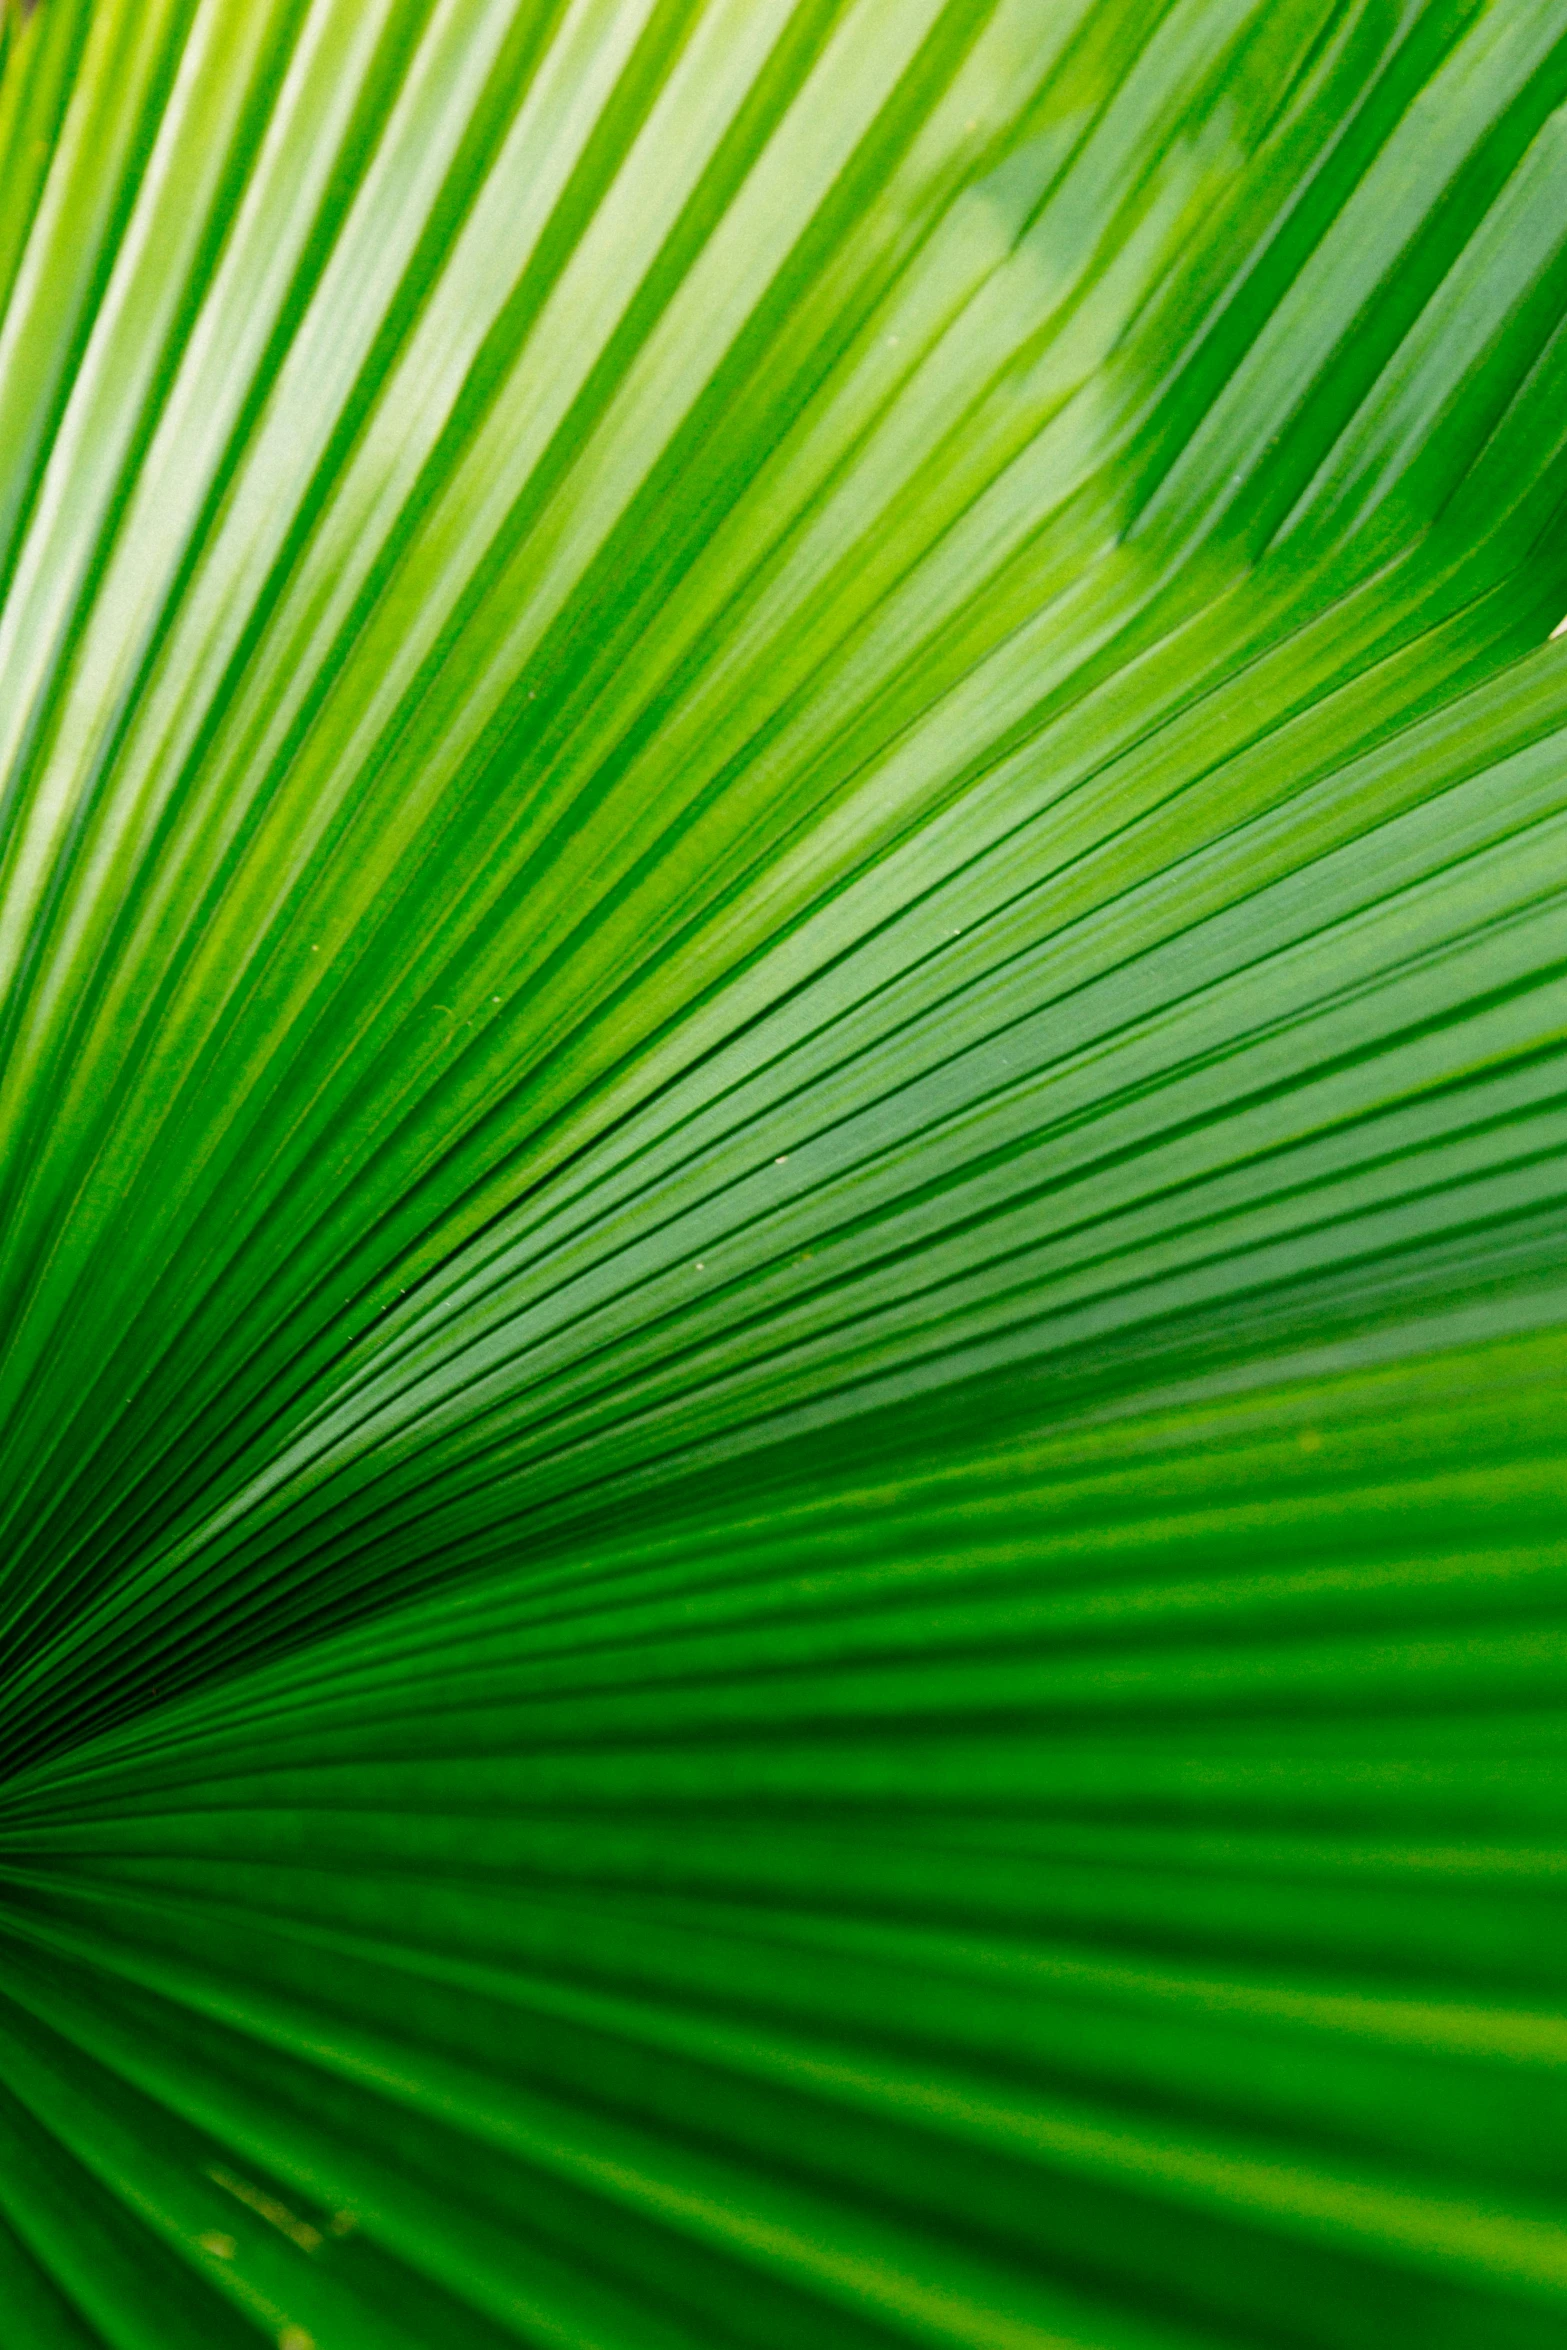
[1,1,1566,2344]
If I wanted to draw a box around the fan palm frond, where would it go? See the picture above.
[2,3,1566,2345]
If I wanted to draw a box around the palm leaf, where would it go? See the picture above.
[1,0,1565,2343]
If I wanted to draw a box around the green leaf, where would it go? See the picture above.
[1,1,1565,2344]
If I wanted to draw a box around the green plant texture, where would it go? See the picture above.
[1,0,1565,2342]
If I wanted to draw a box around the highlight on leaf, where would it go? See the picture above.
[1,2,1565,2346]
